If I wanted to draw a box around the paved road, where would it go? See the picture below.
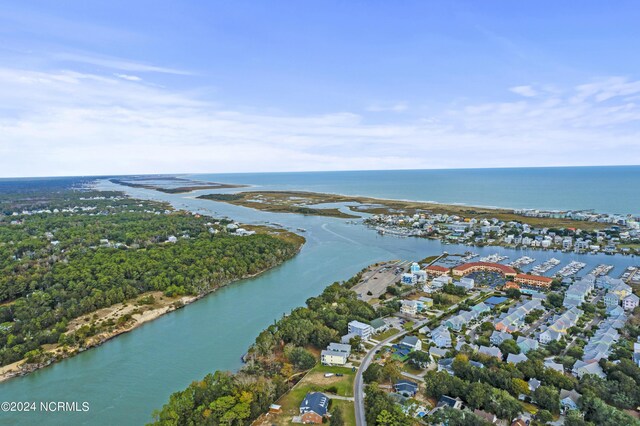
[353,319,429,426]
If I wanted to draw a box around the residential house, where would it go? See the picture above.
[604,292,620,310]
[560,389,582,413]
[516,336,539,354]
[624,293,640,311]
[544,359,564,373]
[507,353,528,364]
[490,331,513,346]
[478,345,502,359]
[572,360,606,379]
[431,326,452,348]
[394,380,419,397]
[370,318,387,333]
[400,335,422,351]
[299,392,329,424]
[400,300,419,316]
[494,299,543,333]
[436,395,463,410]
[347,320,373,340]
[455,277,474,290]
[320,343,351,366]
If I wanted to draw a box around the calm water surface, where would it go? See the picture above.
[1,171,639,425]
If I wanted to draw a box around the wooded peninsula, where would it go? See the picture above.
[0,179,303,380]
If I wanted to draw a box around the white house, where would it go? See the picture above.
[455,277,474,290]
[623,294,639,311]
[431,326,452,348]
[400,335,422,351]
[347,320,373,341]
[321,343,351,366]
[401,300,419,316]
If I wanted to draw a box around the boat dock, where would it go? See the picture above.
[531,258,561,275]
[508,256,535,268]
[591,264,614,276]
[479,253,509,263]
[556,261,586,277]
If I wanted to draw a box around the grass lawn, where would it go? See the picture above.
[402,321,415,331]
[331,400,356,426]
[402,362,423,375]
[271,364,356,425]
[373,327,400,341]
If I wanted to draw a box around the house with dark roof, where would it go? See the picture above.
[394,380,419,397]
[400,335,422,351]
[437,395,463,409]
[299,392,329,424]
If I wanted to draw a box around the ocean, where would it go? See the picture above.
[190,165,640,215]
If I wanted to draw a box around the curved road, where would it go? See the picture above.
[353,320,428,426]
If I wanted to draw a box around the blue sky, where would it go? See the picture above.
[1,1,639,176]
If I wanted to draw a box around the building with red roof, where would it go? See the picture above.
[425,265,449,276]
[451,262,517,278]
[514,273,553,289]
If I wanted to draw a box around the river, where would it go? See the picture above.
[1,180,638,425]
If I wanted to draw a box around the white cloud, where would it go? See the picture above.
[0,68,639,177]
[509,85,537,97]
[114,73,142,81]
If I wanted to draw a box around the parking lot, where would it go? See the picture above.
[352,260,410,301]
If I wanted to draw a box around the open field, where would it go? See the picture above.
[198,190,605,230]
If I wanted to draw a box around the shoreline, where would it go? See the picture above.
[196,190,609,231]
[0,232,305,385]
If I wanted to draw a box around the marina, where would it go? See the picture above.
[531,258,561,275]
[479,253,509,263]
[591,264,614,276]
[556,261,587,277]
[508,256,536,269]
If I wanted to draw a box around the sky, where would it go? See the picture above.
[1,1,639,177]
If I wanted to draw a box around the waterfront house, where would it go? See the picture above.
[347,320,373,340]
[299,392,329,424]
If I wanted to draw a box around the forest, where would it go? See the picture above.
[0,182,301,366]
